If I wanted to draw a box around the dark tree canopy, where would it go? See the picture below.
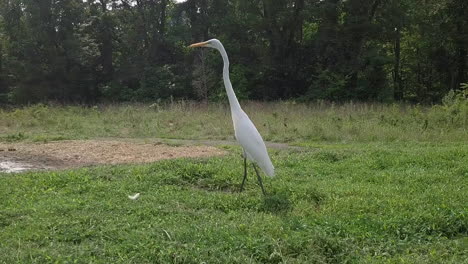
[0,0,466,104]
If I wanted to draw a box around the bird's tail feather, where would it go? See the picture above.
[260,159,275,178]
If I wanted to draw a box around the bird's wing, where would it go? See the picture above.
[233,111,275,177]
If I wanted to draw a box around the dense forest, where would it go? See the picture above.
[0,0,466,104]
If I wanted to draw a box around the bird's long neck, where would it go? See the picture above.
[218,45,242,113]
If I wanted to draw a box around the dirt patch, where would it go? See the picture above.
[0,140,226,173]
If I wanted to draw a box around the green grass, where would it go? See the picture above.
[0,102,467,262]
[0,101,467,143]
[1,142,467,263]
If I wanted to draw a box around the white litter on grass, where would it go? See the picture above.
[128,193,140,200]
[0,161,30,173]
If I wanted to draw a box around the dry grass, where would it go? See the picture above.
[0,100,466,143]
[0,140,226,172]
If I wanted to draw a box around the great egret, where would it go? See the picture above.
[189,39,274,195]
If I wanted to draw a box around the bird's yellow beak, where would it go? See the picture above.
[188,41,209,48]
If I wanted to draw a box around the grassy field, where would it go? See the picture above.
[1,101,467,263]
[0,100,467,143]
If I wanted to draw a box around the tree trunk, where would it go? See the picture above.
[136,0,150,50]
[455,20,466,89]
[98,0,113,101]
[149,0,170,63]
[160,0,167,36]
[316,0,340,66]
[346,0,381,96]
[287,0,304,49]
[393,26,403,100]
[0,42,4,94]
[456,47,467,89]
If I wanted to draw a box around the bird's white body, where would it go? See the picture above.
[205,39,274,177]
[232,108,275,177]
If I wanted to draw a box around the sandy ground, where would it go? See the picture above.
[0,140,226,173]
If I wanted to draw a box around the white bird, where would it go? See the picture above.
[189,39,274,195]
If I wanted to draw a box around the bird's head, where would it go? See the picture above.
[188,39,222,50]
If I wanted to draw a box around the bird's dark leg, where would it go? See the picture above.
[240,156,247,192]
[252,164,266,195]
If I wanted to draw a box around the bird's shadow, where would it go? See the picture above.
[260,192,293,214]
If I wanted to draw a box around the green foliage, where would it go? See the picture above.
[2,131,26,142]
[431,86,468,127]
[138,65,177,101]
[0,0,465,103]
[308,70,348,100]
[227,64,251,101]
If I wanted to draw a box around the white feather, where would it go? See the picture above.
[128,193,140,200]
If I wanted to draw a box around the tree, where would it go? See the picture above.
[0,0,465,104]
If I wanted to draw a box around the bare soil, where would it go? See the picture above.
[0,140,226,173]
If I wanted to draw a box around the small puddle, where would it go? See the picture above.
[0,161,32,173]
